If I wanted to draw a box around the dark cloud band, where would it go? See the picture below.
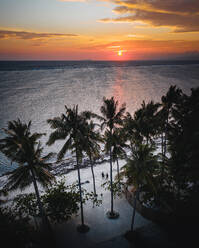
[99,0,199,32]
[0,30,78,40]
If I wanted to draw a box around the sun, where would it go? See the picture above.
[118,50,123,56]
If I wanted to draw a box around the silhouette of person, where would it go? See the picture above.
[101,172,104,178]
[106,173,108,179]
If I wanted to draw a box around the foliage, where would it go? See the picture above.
[47,105,101,227]
[83,121,102,160]
[100,96,126,131]
[121,144,158,189]
[0,119,55,234]
[133,101,160,145]
[121,86,199,216]
[47,105,91,162]
[42,180,80,223]
[0,119,54,190]
[13,193,39,220]
[12,179,102,224]
[101,179,124,199]
[79,186,103,207]
[166,87,199,205]
[103,128,127,161]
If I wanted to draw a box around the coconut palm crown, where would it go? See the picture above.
[0,119,54,190]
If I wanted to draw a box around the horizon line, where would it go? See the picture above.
[1,59,199,62]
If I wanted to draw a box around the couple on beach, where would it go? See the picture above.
[101,172,108,179]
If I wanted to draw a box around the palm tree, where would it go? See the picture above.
[47,105,90,232]
[133,101,160,145]
[121,143,158,232]
[167,87,199,208]
[123,112,142,149]
[0,119,54,233]
[104,128,127,184]
[84,121,102,196]
[158,86,182,183]
[100,97,126,218]
[160,86,182,156]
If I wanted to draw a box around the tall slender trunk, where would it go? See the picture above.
[161,132,164,157]
[164,114,169,157]
[110,146,114,215]
[161,132,165,181]
[89,155,96,196]
[76,149,85,226]
[175,178,181,213]
[29,165,51,232]
[146,136,149,145]
[131,188,139,231]
[116,156,120,184]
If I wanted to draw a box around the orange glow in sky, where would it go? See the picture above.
[118,50,123,56]
[0,0,199,60]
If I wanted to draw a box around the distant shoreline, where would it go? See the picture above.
[0,60,199,72]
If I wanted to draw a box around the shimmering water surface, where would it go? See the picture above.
[0,61,199,174]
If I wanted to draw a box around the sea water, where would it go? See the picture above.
[0,60,199,175]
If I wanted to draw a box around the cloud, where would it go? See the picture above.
[127,34,144,38]
[113,0,199,15]
[0,30,78,40]
[113,6,132,14]
[107,45,121,49]
[99,0,199,32]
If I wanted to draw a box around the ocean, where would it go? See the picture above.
[0,60,199,175]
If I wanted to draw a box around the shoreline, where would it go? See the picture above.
[0,156,111,189]
[50,156,110,176]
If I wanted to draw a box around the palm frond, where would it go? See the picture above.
[57,137,72,161]
[41,152,56,161]
[34,166,55,188]
[5,165,32,191]
[46,129,68,145]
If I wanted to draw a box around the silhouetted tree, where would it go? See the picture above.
[0,119,54,234]
[100,97,126,218]
[47,105,90,232]
[121,144,158,231]
[104,128,127,184]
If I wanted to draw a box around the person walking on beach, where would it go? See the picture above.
[101,172,104,178]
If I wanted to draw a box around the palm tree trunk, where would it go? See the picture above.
[131,188,139,231]
[29,165,51,233]
[110,147,114,215]
[161,133,165,181]
[161,133,164,156]
[76,149,85,226]
[164,114,169,157]
[116,156,120,184]
[89,155,96,196]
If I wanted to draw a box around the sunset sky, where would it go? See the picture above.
[0,0,199,60]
